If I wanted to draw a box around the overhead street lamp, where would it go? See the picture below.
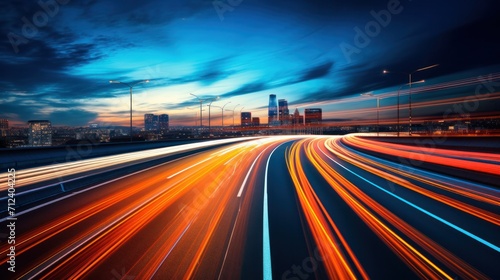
[213,102,231,127]
[207,97,220,134]
[383,63,438,135]
[239,107,245,126]
[187,106,204,127]
[190,93,204,131]
[109,79,149,142]
[396,80,425,137]
[190,94,219,131]
[227,104,240,126]
[360,92,381,136]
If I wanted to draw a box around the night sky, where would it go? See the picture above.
[1,0,499,127]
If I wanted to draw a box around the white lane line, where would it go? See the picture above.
[22,177,181,279]
[0,153,196,223]
[151,222,192,278]
[217,208,241,280]
[318,144,500,253]
[166,156,214,179]
[263,144,284,280]
[237,147,270,197]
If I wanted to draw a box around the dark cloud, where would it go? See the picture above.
[49,109,98,126]
[296,61,334,83]
[1,0,499,126]
[70,0,212,28]
[221,82,268,98]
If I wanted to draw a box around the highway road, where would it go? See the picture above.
[1,135,499,279]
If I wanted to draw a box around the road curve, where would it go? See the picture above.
[1,135,498,279]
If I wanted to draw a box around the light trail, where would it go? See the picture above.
[0,137,255,190]
[318,139,500,253]
[1,135,497,279]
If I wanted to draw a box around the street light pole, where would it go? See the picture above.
[239,107,245,126]
[360,92,379,136]
[384,63,438,136]
[207,97,220,134]
[109,79,149,142]
[409,64,439,136]
[214,102,231,127]
[230,104,240,126]
[190,93,204,131]
[397,80,425,137]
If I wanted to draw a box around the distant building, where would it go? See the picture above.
[158,114,169,134]
[241,112,252,127]
[28,120,52,147]
[144,114,159,131]
[278,99,289,125]
[305,108,322,125]
[252,117,260,127]
[292,108,303,125]
[0,119,8,137]
[268,94,279,126]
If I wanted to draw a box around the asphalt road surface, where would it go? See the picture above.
[1,135,499,279]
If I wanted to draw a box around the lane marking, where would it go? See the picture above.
[263,143,285,280]
[0,152,199,223]
[237,147,271,197]
[318,145,500,253]
[151,222,192,278]
[338,140,500,193]
[22,177,181,279]
[166,156,214,179]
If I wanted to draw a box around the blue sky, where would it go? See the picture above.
[1,0,499,127]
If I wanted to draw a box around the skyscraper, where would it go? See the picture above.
[241,112,252,127]
[305,108,322,125]
[278,99,289,125]
[158,114,169,133]
[268,94,278,126]
[144,114,159,131]
[293,108,303,125]
[28,120,52,147]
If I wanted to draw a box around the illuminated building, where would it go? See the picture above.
[28,120,52,147]
[268,94,279,126]
[144,114,159,131]
[305,108,322,125]
[241,112,252,127]
[278,99,290,125]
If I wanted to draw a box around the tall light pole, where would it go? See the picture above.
[360,92,380,136]
[384,63,438,136]
[207,97,220,134]
[397,80,425,137]
[239,107,245,126]
[228,104,240,126]
[187,107,203,127]
[213,102,231,127]
[109,79,149,142]
[190,93,205,131]
[221,102,231,127]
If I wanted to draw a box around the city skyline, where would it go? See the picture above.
[1,1,499,127]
